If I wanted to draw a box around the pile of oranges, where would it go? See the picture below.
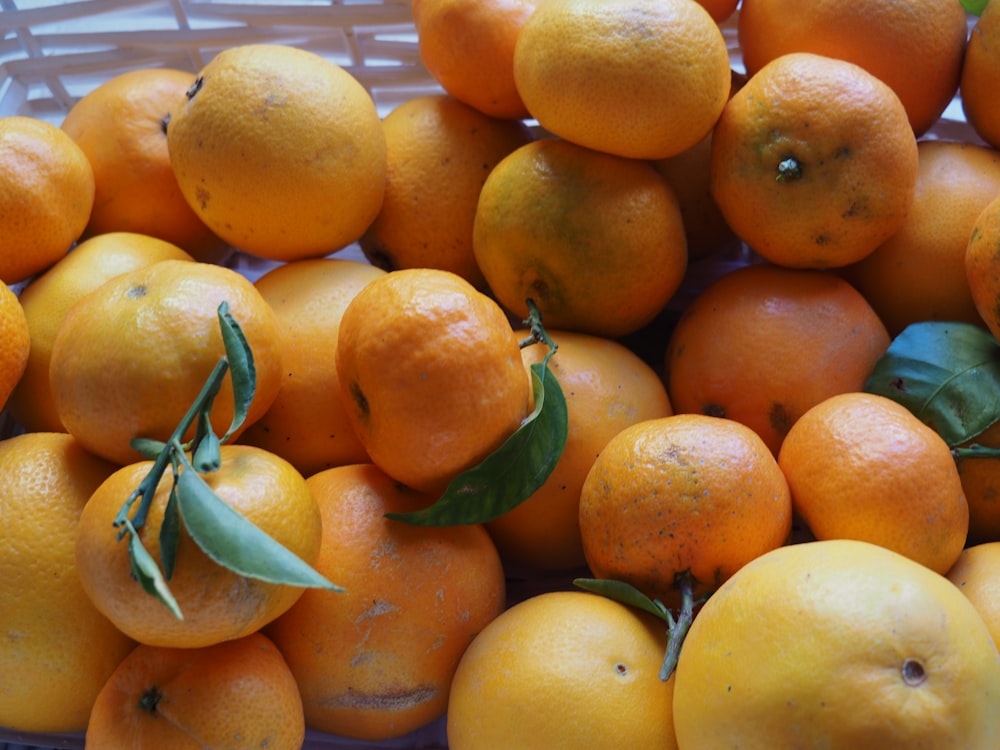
[3,0,1000,747]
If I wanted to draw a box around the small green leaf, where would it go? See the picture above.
[385,358,568,526]
[131,437,168,460]
[961,0,988,15]
[864,321,1000,446]
[218,301,256,440]
[125,521,183,620]
[573,578,670,622]
[159,484,181,580]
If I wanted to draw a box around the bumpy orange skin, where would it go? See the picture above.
[966,192,1000,342]
[946,542,1000,649]
[962,0,1000,149]
[0,282,29,412]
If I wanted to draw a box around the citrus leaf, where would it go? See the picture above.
[962,0,988,15]
[125,522,183,620]
[573,578,670,622]
[385,358,568,526]
[159,483,181,580]
[864,321,1000,446]
[217,301,255,441]
[131,437,167,460]
[174,465,343,592]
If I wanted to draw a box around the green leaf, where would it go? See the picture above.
[191,414,222,473]
[131,437,168,460]
[125,521,183,620]
[385,358,568,526]
[961,0,988,15]
[573,578,670,622]
[218,301,256,441]
[174,464,343,592]
[864,321,1000,446]
[159,484,181,580]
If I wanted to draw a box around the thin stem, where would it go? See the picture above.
[953,444,1000,460]
[519,298,558,353]
[660,570,696,682]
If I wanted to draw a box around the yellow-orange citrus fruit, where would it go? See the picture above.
[966,192,1000,342]
[0,282,29,413]
[778,392,969,576]
[359,93,533,290]
[474,138,688,338]
[954,418,1000,545]
[674,539,1000,749]
[49,259,282,466]
[0,432,134,733]
[0,115,95,284]
[166,43,386,261]
[946,542,1000,649]
[267,463,505,741]
[336,268,531,493]
[962,0,1000,149]
[447,591,678,749]
[7,232,194,434]
[84,631,304,750]
[710,52,919,269]
[512,0,731,160]
[237,257,385,477]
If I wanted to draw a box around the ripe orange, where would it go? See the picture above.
[166,43,386,261]
[447,591,678,749]
[0,432,134,733]
[579,413,793,606]
[359,94,532,290]
[673,539,1000,748]
[48,258,282,466]
[697,0,738,22]
[710,52,919,269]
[512,0,731,160]
[473,138,688,338]
[962,0,1000,149]
[237,257,385,477]
[953,417,1000,545]
[412,0,540,119]
[85,631,304,749]
[0,281,29,413]
[665,263,891,455]
[965,192,1000,342]
[486,329,673,571]
[946,542,1000,649]
[737,0,969,136]
[7,232,194,434]
[266,463,506,741]
[778,392,969,576]
[60,67,225,261]
[75,444,322,648]
[0,115,95,284]
[336,268,531,493]
[845,139,1000,336]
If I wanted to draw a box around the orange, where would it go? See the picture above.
[710,52,919,269]
[737,0,969,136]
[665,263,891,456]
[335,268,531,493]
[512,0,731,160]
[166,43,386,261]
[962,0,1000,149]
[845,139,1000,337]
[0,282,29,413]
[473,138,688,338]
[696,0,739,22]
[7,232,194,434]
[60,68,225,261]
[966,191,1000,342]
[0,432,134,733]
[777,392,969,576]
[359,93,533,290]
[49,258,282,466]
[579,413,793,606]
[266,463,505,741]
[0,115,95,284]
[447,590,678,749]
[486,329,673,571]
[237,257,385,477]
[945,542,1000,648]
[952,418,1000,545]
[673,539,1000,749]
[412,0,540,119]
[75,444,322,648]
[84,631,304,749]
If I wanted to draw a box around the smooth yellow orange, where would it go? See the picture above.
[966,192,1000,342]
[946,542,1000,649]
[166,43,386,261]
[0,282,29,413]
[962,0,1000,149]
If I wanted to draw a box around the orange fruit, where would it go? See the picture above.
[950,418,1000,545]
[737,0,970,136]
[60,68,225,261]
[75,444,322,648]
[696,0,739,22]
[665,263,891,456]
[412,0,540,119]
[673,539,1000,749]
[84,631,304,749]
[166,43,386,261]
[7,232,194,434]
[447,590,678,749]
[335,268,531,493]
[473,138,688,338]
[0,281,29,413]
[512,0,731,160]
[579,413,793,606]
[0,432,134,733]
[0,115,95,284]
[486,329,674,571]
[845,139,1000,337]
[266,463,506,741]
[966,191,1000,342]
[962,0,1000,149]
[946,542,1000,648]
[359,93,533,290]
[777,392,969,576]
[237,257,385,477]
[49,258,282,466]
[710,52,919,269]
